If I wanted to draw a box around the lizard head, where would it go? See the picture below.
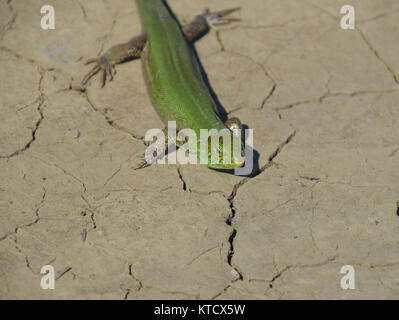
[205,117,245,170]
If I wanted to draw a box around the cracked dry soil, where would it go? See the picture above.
[1,0,399,299]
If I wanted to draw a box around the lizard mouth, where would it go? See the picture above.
[205,141,245,170]
[207,159,245,170]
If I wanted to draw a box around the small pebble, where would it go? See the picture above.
[368,217,379,225]
[67,129,80,138]
[231,268,240,280]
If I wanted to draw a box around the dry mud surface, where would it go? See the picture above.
[1,0,399,299]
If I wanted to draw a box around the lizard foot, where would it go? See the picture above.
[81,55,115,87]
[202,7,241,29]
[134,157,151,170]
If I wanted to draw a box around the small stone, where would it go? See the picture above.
[81,228,87,242]
[231,268,240,280]
[67,129,80,138]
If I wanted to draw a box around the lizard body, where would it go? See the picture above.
[83,0,244,170]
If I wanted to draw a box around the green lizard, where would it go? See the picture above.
[82,0,245,170]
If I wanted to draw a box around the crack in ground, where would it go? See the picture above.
[358,8,399,24]
[5,188,47,273]
[1,187,46,244]
[226,50,277,110]
[0,46,75,159]
[27,156,95,233]
[260,83,276,109]
[176,166,190,192]
[0,68,46,159]
[225,194,243,281]
[222,130,297,286]
[309,200,320,250]
[215,30,225,52]
[212,254,338,297]
[83,90,145,142]
[0,0,17,41]
[25,255,34,273]
[211,284,232,300]
[240,11,329,31]
[123,263,143,299]
[186,245,219,266]
[56,266,72,280]
[275,88,398,116]
[358,28,399,84]
[268,266,290,288]
[272,254,339,286]
[103,164,122,187]
[75,0,87,19]
[80,189,97,231]
[89,211,97,230]
[248,254,339,289]
[123,264,199,299]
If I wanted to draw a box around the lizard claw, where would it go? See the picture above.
[81,55,116,87]
[202,7,241,27]
[134,158,151,170]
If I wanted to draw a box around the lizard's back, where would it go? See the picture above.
[137,0,225,134]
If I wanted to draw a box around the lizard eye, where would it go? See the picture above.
[225,118,243,137]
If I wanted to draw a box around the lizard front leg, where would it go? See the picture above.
[81,7,240,87]
[135,126,197,169]
[81,33,146,87]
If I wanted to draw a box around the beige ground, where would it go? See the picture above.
[1,0,399,299]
